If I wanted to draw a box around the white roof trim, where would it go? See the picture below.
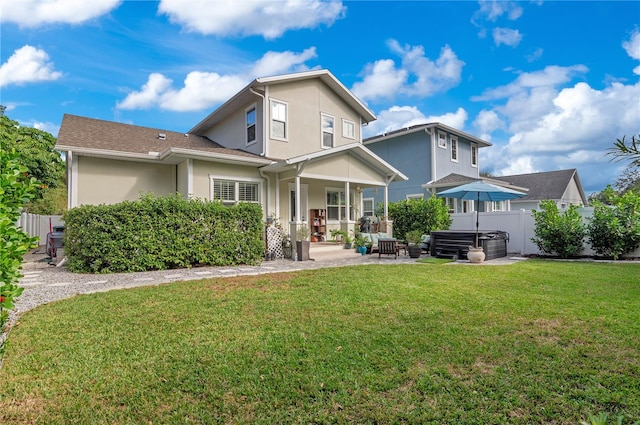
[364,122,491,147]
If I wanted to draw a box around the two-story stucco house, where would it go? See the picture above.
[56,70,407,252]
[361,124,492,214]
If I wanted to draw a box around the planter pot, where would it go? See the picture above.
[467,246,485,263]
[296,240,310,261]
[344,243,352,249]
[358,245,367,255]
[408,245,422,258]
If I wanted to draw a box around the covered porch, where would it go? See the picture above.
[259,143,407,260]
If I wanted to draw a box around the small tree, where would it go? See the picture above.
[531,200,585,258]
[587,186,640,259]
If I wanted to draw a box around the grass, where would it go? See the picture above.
[1,260,639,424]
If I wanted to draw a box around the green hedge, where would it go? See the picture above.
[63,194,264,273]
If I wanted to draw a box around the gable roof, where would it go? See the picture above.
[56,114,272,165]
[260,142,408,182]
[423,173,528,192]
[492,169,587,203]
[189,69,376,134]
[363,123,492,148]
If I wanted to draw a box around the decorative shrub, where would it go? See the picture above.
[63,194,264,273]
[0,149,38,357]
[381,196,451,240]
[531,200,585,258]
[587,187,640,259]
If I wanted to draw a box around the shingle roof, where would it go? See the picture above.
[492,169,579,201]
[56,114,266,161]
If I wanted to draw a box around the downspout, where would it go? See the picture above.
[259,168,271,221]
[249,87,267,157]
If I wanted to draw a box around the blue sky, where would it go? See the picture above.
[1,0,639,195]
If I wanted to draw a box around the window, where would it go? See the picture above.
[438,131,447,149]
[342,119,355,139]
[211,178,260,204]
[326,189,345,220]
[321,114,335,148]
[246,106,256,145]
[462,200,471,213]
[492,201,503,212]
[406,194,424,200]
[471,143,478,167]
[450,136,458,162]
[363,198,374,217]
[270,99,287,140]
[446,197,456,213]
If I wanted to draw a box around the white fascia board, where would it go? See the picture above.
[163,148,273,166]
[55,145,161,161]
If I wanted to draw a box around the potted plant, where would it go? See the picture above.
[343,233,353,250]
[295,225,310,261]
[405,230,424,258]
[353,232,367,255]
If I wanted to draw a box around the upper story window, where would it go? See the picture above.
[342,119,355,140]
[438,131,447,149]
[270,99,287,140]
[471,143,478,167]
[450,136,458,162]
[246,105,256,145]
[406,194,424,200]
[321,113,335,148]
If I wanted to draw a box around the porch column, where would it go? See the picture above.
[344,181,350,221]
[295,175,301,224]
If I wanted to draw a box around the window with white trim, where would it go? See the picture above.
[326,189,345,220]
[342,119,355,139]
[450,136,458,162]
[321,113,335,148]
[492,201,503,211]
[270,99,287,140]
[471,143,478,167]
[363,198,374,217]
[446,197,456,213]
[406,194,424,200]
[246,105,256,145]
[438,131,447,149]
[211,178,260,204]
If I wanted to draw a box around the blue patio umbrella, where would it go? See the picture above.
[436,181,527,248]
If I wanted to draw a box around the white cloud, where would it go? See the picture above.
[1,0,121,28]
[158,0,345,39]
[623,28,640,60]
[623,28,640,75]
[526,48,544,63]
[251,48,318,77]
[364,106,467,138]
[472,65,588,101]
[117,48,317,112]
[472,0,523,23]
[473,110,504,141]
[32,121,61,136]
[351,60,407,102]
[473,63,640,192]
[493,28,522,47]
[352,40,464,102]
[0,45,63,88]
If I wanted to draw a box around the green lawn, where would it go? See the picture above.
[1,260,639,424]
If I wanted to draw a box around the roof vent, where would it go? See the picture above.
[184,133,189,137]
[158,133,166,140]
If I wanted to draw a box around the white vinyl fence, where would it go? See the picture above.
[449,207,640,258]
[16,213,64,245]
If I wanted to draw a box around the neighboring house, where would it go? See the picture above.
[422,168,587,213]
[492,169,588,210]
[361,123,492,215]
[56,70,407,249]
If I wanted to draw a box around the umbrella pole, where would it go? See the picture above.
[475,193,480,248]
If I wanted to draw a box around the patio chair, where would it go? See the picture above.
[377,238,398,259]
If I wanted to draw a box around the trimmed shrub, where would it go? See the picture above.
[587,187,640,259]
[63,194,264,273]
[0,149,39,357]
[531,200,585,258]
[381,196,451,239]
